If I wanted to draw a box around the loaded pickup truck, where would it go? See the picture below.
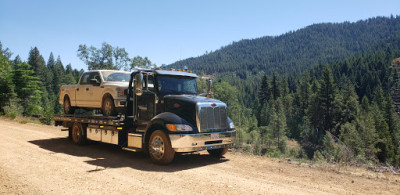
[59,70,131,116]
[53,68,236,164]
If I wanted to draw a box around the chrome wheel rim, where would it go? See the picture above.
[150,136,164,160]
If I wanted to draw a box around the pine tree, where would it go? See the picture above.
[357,100,378,161]
[0,51,15,112]
[297,72,311,116]
[13,55,21,67]
[333,78,359,133]
[268,100,287,152]
[271,72,280,100]
[13,62,43,116]
[28,47,46,84]
[383,95,400,164]
[318,66,337,133]
[258,74,271,104]
[306,80,323,140]
[28,47,53,114]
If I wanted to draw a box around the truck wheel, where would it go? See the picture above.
[207,147,229,157]
[102,95,115,116]
[64,96,75,114]
[68,127,72,140]
[148,130,175,165]
[72,122,86,145]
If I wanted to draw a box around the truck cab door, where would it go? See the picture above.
[88,72,102,107]
[76,72,91,107]
[136,74,156,122]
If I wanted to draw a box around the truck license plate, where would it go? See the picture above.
[211,133,219,139]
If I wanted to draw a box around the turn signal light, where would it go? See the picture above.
[166,124,193,131]
[167,124,176,131]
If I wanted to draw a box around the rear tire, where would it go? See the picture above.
[148,130,175,165]
[72,122,86,145]
[102,95,116,116]
[64,96,75,114]
[207,147,228,157]
[68,127,72,140]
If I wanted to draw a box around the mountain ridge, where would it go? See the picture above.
[170,16,400,77]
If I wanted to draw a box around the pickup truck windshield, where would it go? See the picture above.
[157,75,197,95]
[101,71,130,82]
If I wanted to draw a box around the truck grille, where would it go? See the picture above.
[198,105,228,132]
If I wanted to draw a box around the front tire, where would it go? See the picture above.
[148,130,175,165]
[64,96,75,114]
[207,147,229,157]
[102,95,116,116]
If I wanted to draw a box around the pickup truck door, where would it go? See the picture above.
[76,72,92,107]
[88,72,102,107]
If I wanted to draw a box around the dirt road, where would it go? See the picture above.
[0,118,399,194]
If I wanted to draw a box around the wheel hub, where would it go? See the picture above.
[150,136,165,160]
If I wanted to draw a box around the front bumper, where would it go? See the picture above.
[169,130,236,152]
[114,98,126,108]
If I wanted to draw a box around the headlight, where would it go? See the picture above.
[117,88,126,97]
[229,121,235,129]
[166,124,193,131]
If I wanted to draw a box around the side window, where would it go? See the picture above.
[147,75,154,91]
[79,73,90,84]
[143,74,154,92]
[90,72,101,83]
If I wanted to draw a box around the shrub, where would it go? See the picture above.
[3,102,23,119]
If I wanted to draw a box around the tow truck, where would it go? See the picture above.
[53,68,236,164]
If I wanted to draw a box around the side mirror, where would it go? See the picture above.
[89,78,100,86]
[135,73,143,96]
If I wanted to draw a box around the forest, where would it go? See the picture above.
[1,16,400,167]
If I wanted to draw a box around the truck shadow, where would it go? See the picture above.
[29,138,229,172]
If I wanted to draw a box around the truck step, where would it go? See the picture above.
[122,147,142,152]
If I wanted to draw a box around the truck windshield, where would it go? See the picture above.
[101,71,130,82]
[157,75,197,95]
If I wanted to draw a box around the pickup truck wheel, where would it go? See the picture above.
[148,130,175,165]
[207,147,229,157]
[102,96,115,116]
[64,97,75,114]
[72,122,86,145]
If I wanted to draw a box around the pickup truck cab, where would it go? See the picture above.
[59,70,130,116]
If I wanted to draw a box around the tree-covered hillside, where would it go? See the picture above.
[171,16,400,77]
[186,16,400,166]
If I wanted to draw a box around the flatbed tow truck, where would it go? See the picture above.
[53,68,236,164]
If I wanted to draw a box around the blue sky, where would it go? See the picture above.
[0,0,398,70]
